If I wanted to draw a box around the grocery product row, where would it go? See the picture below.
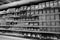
[4,0,60,13]
[0,0,59,14]
[0,30,58,39]
[0,27,60,34]
[1,13,60,21]
[0,21,60,26]
[21,27,60,32]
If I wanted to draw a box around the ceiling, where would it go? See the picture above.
[0,0,21,5]
[0,0,55,5]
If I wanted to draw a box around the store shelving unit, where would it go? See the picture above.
[0,0,60,40]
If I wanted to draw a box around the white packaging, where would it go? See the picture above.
[27,6,30,10]
[42,3,45,8]
[24,6,27,10]
[34,23,38,26]
[30,23,33,26]
[50,1,54,7]
[31,5,35,10]
[39,3,42,9]
[35,5,39,9]
[35,11,39,15]
[46,2,50,7]
[31,11,34,15]
[58,1,60,6]
[54,1,58,7]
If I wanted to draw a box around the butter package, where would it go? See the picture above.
[50,9,54,13]
[46,22,51,26]
[46,2,50,7]
[24,6,27,10]
[50,1,54,7]
[39,3,42,9]
[43,27,47,31]
[43,22,47,26]
[39,22,43,26]
[27,6,31,10]
[20,7,24,11]
[39,27,43,31]
[42,15,46,21]
[51,22,56,26]
[43,10,46,14]
[58,1,60,6]
[46,10,50,14]
[31,5,35,10]
[41,3,46,8]
[35,5,39,9]
[39,16,42,20]
[55,8,58,13]
[35,10,39,15]
[54,1,58,7]
[46,15,51,20]
[31,11,34,15]
[56,22,59,26]
[29,22,34,26]
[55,14,59,20]
[39,10,42,14]
[50,15,55,20]
[47,27,51,32]
[34,22,39,26]
[51,27,56,32]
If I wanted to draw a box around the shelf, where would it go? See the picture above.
[0,29,60,34]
